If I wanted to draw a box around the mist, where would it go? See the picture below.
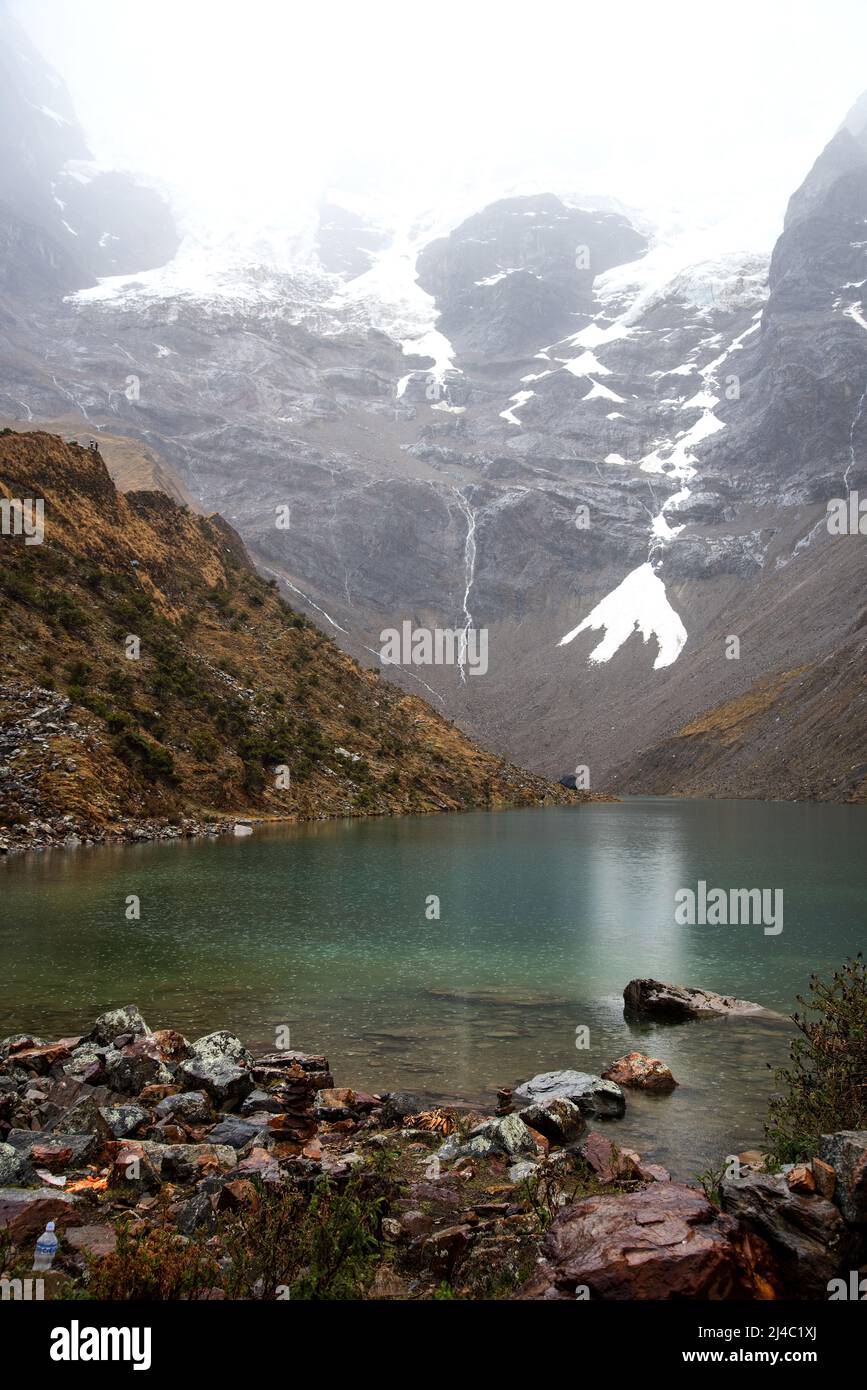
[13,0,867,253]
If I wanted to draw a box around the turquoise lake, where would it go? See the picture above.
[1,797,865,1177]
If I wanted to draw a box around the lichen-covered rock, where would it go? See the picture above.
[153,1091,214,1124]
[0,1142,26,1185]
[51,1095,114,1142]
[602,1052,678,1093]
[98,1104,149,1138]
[89,1006,150,1046]
[517,1096,586,1145]
[176,1032,253,1111]
[438,1112,539,1162]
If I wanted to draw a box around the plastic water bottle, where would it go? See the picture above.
[33,1221,57,1272]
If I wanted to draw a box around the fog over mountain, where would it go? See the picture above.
[4,0,867,799]
[13,0,867,258]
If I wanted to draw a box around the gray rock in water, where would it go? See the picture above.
[514,1070,626,1118]
[623,978,766,1021]
[819,1131,867,1226]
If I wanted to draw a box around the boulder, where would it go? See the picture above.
[50,1096,114,1143]
[98,1104,150,1138]
[514,1070,625,1118]
[0,1187,82,1241]
[66,1224,117,1259]
[1,1039,76,1073]
[517,1097,586,1145]
[720,1171,855,1297]
[240,1089,284,1117]
[438,1112,539,1162]
[602,1052,678,1093]
[205,1118,259,1150]
[153,1091,214,1124]
[7,1129,98,1169]
[176,1032,253,1111]
[812,1157,836,1202]
[819,1131,867,1225]
[518,1183,779,1299]
[419,1224,473,1278]
[89,1006,150,1045]
[0,1142,26,1185]
[105,1037,174,1095]
[378,1091,427,1127]
[508,1160,539,1183]
[313,1087,378,1121]
[623,978,765,1021]
[786,1165,816,1195]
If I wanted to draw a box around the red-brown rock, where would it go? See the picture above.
[518,1183,780,1299]
[602,1052,678,1093]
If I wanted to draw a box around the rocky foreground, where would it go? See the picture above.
[1,1003,866,1300]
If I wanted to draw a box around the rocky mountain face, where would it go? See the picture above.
[1,17,866,798]
[0,7,178,297]
[0,430,573,851]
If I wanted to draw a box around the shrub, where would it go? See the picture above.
[765,955,867,1163]
[220,1172,385,1300]
[115,729,176,782]
[85,1221,220,1300]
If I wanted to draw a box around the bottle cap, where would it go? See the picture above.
[46,1221,56,1231]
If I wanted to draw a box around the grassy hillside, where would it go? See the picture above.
[0,429,576,844]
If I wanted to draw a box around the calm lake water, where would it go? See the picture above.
[1,798,865,1177]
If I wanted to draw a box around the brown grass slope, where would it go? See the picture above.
[607,637,867,802]
[0,429,576,833]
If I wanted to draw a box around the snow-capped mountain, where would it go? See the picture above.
[2,8,867,799]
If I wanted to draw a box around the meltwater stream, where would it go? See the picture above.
[1,798,865,1177]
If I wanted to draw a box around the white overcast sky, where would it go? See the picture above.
[12,0,867,254]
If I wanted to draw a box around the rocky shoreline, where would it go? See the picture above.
[2,994,865,1301]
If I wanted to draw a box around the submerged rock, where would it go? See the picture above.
[514,1070,626,1118]
[623,978,766,1021]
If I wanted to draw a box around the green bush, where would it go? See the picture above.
[765,956,867,1163]
[115,729,175,782]
[221,1172,385,1300]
